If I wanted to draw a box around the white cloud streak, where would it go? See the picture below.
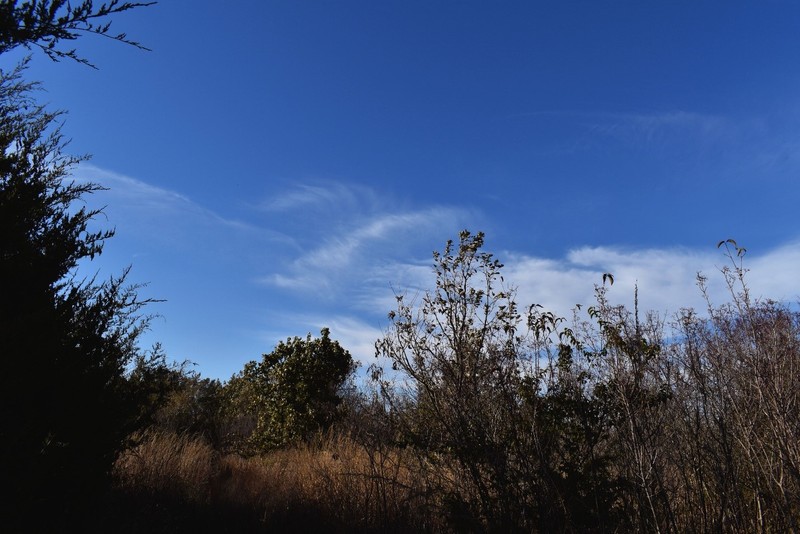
[517,109,742,159]
[75,163,293,246]
[79,165,243,226]
[259,182,368,212]
[261,197,471,296]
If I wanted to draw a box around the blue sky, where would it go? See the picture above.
[4,1,800,380]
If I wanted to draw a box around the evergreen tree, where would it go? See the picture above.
[0,1,156,527]
[0,59,155,527]
[0,0,154,67]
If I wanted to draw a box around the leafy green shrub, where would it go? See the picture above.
[224,328,355,453]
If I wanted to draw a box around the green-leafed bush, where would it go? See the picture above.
[223,329,356,453]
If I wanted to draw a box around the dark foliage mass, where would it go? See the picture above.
[0,1,166,529]
[366,232,800,532]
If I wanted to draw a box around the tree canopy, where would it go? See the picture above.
[0,0,154,66]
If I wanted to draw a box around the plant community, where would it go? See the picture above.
[2,2,799,532]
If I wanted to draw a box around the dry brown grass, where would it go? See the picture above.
[113,430,441,532]
[114,429,216,503]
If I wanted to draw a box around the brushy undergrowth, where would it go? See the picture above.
[106,237,800,533]
[111,430,440,533]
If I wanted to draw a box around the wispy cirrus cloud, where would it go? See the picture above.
[516,108,800,183]
[77,163,281,238]
[592,110,800,182]
[259,180,474,297]
[75,163,292,248]
[299,209,460,271]
[259,182,369,213]
[593,110,729,133]
[520,109,731,135]
[265,206,466,292]
[516,109,739,158]
[588,111,735,152]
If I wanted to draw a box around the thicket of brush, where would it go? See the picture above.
[109,234,800,533]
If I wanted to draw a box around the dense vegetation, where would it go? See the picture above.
[110,232,800,533]
[3,2,799,532]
